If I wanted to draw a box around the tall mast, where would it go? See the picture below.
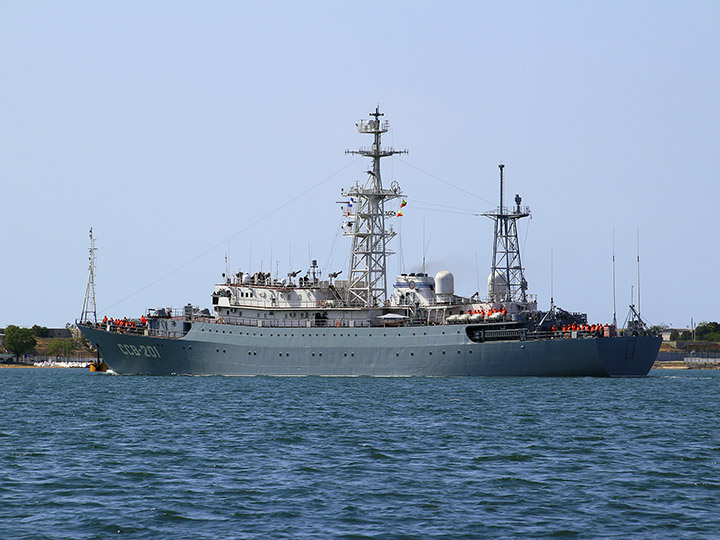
[343,107,406,307]
[80,228,98,324]
[483,164,530,303]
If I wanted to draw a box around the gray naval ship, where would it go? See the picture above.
[78,108,661,376]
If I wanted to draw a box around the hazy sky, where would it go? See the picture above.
[1,1,718,329]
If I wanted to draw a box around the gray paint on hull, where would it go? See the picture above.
[80,322,660,377]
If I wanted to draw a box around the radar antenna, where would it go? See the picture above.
[482,165,530,303]
[342,107,407,307]
[80,228,98,324]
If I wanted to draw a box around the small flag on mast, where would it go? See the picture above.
[397,199,407,217]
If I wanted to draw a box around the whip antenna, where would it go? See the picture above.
[612,229,617,327]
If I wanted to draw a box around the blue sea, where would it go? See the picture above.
[1,369,719,540]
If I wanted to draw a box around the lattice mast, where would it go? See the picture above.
[483,165,531,303]
[80,228,98,324]
[343,107,406,307]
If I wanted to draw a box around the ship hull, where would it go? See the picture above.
[79,322,660,377]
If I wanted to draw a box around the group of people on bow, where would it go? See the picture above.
[102,315,148,333]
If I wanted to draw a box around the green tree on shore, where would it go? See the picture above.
[2,326,37,361]
[695,322,720,342]
[677,322,720,342]
[47,339,75,357]
[31,325,50,337]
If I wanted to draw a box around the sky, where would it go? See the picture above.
[1,1,718,330]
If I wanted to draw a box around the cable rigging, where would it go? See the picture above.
[100,158,361,313]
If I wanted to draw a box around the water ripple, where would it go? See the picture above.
[0,368,719,539]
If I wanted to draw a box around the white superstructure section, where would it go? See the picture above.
[204,112,539,331]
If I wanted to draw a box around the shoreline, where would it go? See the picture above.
[653,361,688,370]
[0,365,91,369]
[1,361,94,369]
[5,354,705,373]
[1,361,714,371]
[0,364,43,369]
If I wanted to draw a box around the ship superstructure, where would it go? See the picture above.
[77,108,661,377]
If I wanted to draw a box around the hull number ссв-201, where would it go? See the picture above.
[117,343,161,358]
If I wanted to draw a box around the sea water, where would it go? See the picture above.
[1,368,718,539]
